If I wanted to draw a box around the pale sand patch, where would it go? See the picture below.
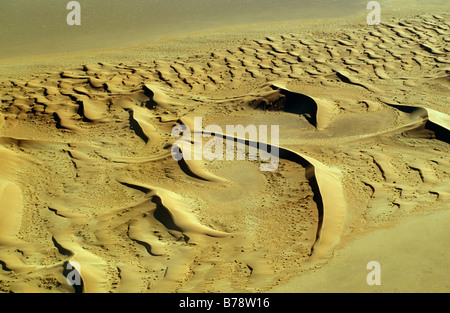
[0,0,367,60]
[272,210,450,293]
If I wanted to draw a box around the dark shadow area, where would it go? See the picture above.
[128,236,162,257]
[76,101,92,123]
[426,120,450,144]
[52,112,64,129]
[152,196,183,233]
[0,260,12,272]
[251,86,318,127]
[118,181,152,194]
[127,110,149,143]
[386,104,421,114]
[62,261,84,294]
[142,85,159,110]
[52,236,74,257]
[278,89,318,127]
[388,104,450,144]
[178,157,211,182]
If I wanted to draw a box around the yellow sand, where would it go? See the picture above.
[0,3,449,293]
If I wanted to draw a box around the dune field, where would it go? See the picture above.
[0,1,449,293]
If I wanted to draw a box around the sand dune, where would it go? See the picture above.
[0,10,449,293]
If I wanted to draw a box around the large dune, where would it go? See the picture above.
[0,2,449,293]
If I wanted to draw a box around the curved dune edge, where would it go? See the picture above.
[175,122,348,265]
[379,102,450,144]
[173,140,231,184]
[299,156,346,264]
[271,82,338,131]
[116,179,230,239]
[426,108,450,131]
[0,12,448,292]
[383,102,450,131]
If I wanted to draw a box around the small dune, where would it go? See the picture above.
[0,9,449,293]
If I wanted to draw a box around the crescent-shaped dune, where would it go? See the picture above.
[0,9,449,293]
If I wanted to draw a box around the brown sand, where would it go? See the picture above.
[0,3,449,293]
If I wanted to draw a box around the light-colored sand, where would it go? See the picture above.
[273,210,450,293]
[0,2,449,293]
[0,0,368,60]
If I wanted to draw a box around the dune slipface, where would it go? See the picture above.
[0,11,449,293]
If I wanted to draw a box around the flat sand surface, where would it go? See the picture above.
[1,0,368,60]
[273,210,450,293]
[0,0,449,293]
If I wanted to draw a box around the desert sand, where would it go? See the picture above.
[0,1,449,293]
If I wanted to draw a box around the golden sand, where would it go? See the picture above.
[0,3,449,293]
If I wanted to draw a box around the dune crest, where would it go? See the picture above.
[0,12,449,293]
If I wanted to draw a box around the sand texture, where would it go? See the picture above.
[0,11,449,293]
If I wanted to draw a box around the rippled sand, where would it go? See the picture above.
[0,2,449,293]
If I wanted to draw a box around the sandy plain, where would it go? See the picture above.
[0,1,449,293]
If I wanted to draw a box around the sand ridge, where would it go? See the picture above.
[0,12,449,292]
